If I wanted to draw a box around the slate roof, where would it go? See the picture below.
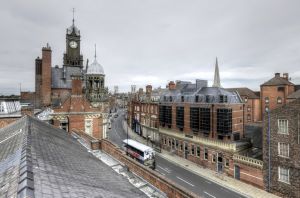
[51,66,84,89]
[261,76,294,86]
[226,87,259,99]
[287,89,300,99]
[0,116,147,198]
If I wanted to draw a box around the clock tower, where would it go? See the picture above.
[63,17,83,67]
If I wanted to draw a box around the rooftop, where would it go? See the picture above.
[0,116,147,198]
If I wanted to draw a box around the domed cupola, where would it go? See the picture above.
[87,58,105,75]
[85,44,108,103]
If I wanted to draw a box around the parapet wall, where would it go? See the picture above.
[101,139,200,198]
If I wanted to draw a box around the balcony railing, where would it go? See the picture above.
[233,154,263,169]
[159,128,249,152]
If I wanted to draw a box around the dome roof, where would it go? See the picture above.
[87,59,105,75]
[67,24,80,36]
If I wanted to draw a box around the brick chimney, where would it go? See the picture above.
[275,73,280,78]
[41,43,52,106]
[71,75,82,95]
[168,81,176,90]
[282,73,289,80]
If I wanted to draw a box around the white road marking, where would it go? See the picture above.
[176,176,195,187]
[155,169,166,176]
[157,165,171,174]
[205,180,211,184]
[204,191,216,198]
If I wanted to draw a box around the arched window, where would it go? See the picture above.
[277,97,282,104]
[265,97,269,104]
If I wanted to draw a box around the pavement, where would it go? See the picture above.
[113,110,280,198]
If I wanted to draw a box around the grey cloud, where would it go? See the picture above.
[1,0,300,94]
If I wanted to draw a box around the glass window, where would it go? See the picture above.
[278,119,288,134]
[191,145,195,155]
[278,142,289,158]
[278,167,290,184]
[196,146,200,157]
[265,97,269,104]
[225,158,229,167]
[85,119,93,135]
[244,97,248,103]
[277,97,282,104]
[212,154,216,163]
[204,148,208,160]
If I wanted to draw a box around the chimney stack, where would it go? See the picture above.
[71,75,82,95]
[146,85,152,97]
[275,73,280,77]
[283,73,289,80]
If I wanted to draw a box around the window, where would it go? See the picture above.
[85,119,93,135]
[176,107,184,129]
[191,145,195,155]
[278,142,289,158]
[219,95,228,103]
[195,95,199,102]
[278,119,288,134]
[181,96,184,102]
[247,114,251,121]
[225,158,229,167]
[196,146,200,157]
[244,97,248,103]
[190,107,199,132]
[265,97,269,104]
[247,106,251,112]
[217,108,232,135]
[204,148,208,160]
[199,108,211,133]
[172,139,175,149]
[277,97,282,104]
[278,167,290,184]
[169,96,173,102]
[212,154,216,163]
[180,143,183,151]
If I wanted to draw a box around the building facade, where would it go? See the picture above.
[263,98,300,198]
[31,17,109,139]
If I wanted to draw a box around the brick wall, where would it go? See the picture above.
[101,139,200,198]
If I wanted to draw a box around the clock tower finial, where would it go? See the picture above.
[72,8,75,25]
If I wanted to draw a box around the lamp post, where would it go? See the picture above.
[266,107,271,192]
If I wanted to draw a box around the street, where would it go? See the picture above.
[107,109,247,198]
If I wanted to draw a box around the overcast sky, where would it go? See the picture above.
[1,0,300,94]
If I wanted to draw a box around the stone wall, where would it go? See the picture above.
[0,117,19,129]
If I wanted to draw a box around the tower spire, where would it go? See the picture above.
[72,8,75,25]
[94,44,97,60]
[212,57,221,88]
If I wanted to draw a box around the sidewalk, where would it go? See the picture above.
[122,121,279,198]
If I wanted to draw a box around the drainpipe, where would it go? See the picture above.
[268,109,271,192]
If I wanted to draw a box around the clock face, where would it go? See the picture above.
[69,41,78,49]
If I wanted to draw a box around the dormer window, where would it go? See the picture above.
[244,97,248,103]
[205,95,210,103]
[219,95,228,103]
[181,96,184,102]
[169,96,172,102]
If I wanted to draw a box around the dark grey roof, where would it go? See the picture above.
[0,116,147,198]
[261,76,294,86]
[295,85,300,91]
[51,66,83,89]
[226,87,259,99]
[287,89,300,99]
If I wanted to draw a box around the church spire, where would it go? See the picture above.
[212,57,221,88]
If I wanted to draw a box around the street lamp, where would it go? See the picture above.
[266,108,271,192]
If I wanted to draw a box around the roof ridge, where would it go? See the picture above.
[17,117,35,198]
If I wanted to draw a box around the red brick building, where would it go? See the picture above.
[29,18,109,140]
[227,87,261,123]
